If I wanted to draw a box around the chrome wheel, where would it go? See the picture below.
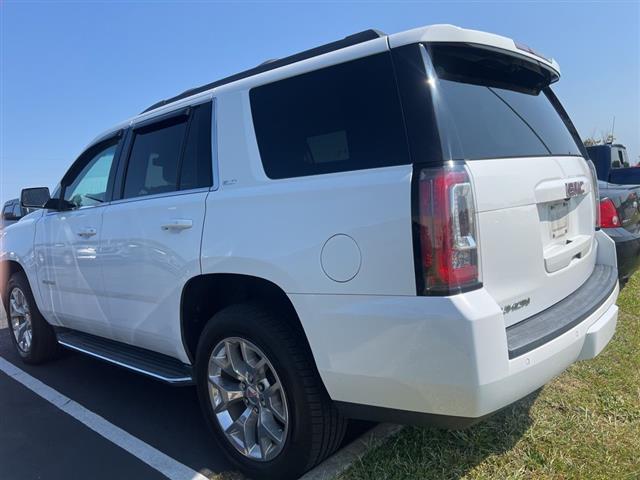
[9,287,32,353]
[207,337,289,461]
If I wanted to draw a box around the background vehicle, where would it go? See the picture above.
[0,198,32,229]
[588,144,640,184]
[1,25,619,480]
[598,180,640,284]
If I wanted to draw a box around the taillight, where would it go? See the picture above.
[414,163,481,295]
[599,198,621,228]
[586,160,600,229]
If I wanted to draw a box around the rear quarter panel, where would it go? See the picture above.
[200,91,416,296]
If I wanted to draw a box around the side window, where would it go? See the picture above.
[12,203,22,218]
[250,53,411,179]
[122,116,188,199]
[611,149,622,169]
[179,102,213,190]
[618,149,628,167]
[64,142,118,208]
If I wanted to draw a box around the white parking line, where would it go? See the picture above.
[0,357,209,480]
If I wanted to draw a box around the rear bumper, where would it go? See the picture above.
[506,264,617,358]
[603,227,640,281]
[291,232,619,426]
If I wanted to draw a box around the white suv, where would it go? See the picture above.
[1,25,619,479]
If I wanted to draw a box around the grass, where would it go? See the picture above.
[341,273,640,480]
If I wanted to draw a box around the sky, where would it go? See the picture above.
[1,1,639,205]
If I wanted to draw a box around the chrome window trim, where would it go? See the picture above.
[44,203,108,216]
[108,186,210,206]
[211,96,220,191]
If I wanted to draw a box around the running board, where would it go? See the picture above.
[56,330,194,385]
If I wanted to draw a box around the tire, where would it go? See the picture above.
[195,303,346,480]
[3,271,60,364]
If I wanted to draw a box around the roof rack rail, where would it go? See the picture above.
[141,29,386,114]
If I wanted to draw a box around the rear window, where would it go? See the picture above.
[179,102,213,190]
[425,43,582,160]
[250,53,410,179]
[122,102,213,200]
[123,117,187,199]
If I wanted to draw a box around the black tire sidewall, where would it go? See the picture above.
[195,304,322,480]
[4,272,56,364]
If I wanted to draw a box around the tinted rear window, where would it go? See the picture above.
[426,44,581,160]
[250,53,410,179]
[179,102,213,190]
[122,102,213,200]
[123,117,187,199]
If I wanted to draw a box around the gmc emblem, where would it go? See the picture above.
[565,181,585,199]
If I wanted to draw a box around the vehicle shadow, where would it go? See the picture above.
[0,318,374,480]
[363,390,541,480]
[1,304,535,480]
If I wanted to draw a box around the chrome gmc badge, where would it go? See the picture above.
[565,181,585,198]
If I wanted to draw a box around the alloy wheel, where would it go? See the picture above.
[207,337,289,461]
[9,287,32,353]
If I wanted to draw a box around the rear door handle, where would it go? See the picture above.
[77,227,97,238]
[161,219,193,231]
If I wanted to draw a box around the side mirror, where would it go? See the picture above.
[21,187,51,209]
[2,210,19,222]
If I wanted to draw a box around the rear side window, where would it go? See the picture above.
[250,53,410,179]
[122,102,213,200]
[425,43,582,160]
[123,117,187,199]
[180,102,213,190]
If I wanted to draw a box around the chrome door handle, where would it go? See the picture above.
[77,228,97,238]
[161,219,193,231]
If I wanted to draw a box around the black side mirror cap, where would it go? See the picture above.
[42,197,75,211]
[21,187,51,209]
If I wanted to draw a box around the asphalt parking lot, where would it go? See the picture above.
[0,308,371,480]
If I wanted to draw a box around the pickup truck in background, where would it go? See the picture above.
[598,180,640,284]
[588,144,640,184]
[1,198,33,230]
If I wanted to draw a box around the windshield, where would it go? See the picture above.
[424,43,582,160]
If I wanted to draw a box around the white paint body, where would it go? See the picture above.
[1,24,619,420]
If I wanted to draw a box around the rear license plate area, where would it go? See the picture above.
[548,201,569,239]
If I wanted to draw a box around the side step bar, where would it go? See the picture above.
[56,330,194,385]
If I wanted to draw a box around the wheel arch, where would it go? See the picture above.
[1,259,26,298]
[180,273,318,369]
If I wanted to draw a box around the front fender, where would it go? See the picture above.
[1,212,44,309]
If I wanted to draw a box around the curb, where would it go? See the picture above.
[299,423,403,480]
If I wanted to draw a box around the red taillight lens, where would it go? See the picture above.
[415,164,481,295]
[599,198,621,228]
[587,160,600,229]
